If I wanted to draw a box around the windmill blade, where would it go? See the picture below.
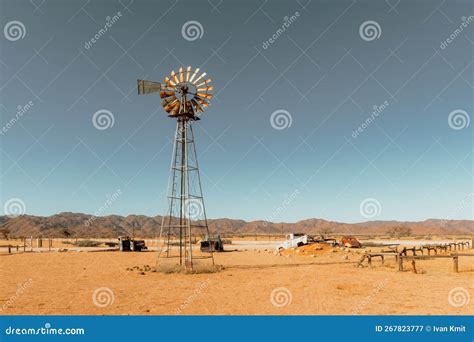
[196,97,209,107]
[160,90,175,99]
[193,72,207,84]
[196,92,213,100]
[191,99,203,113]
[178,67,184,82]
[164,100,180,113]
[171,70,179,84]
[189,68,200,83]
[162,96,177,106]
[164,76,176,87]
[185,66,191,81]
[137,79,162,95]
[196,78,212,88]
[197,86,214,92]
[170,102,181,115]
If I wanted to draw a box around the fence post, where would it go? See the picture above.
[8,245,11,254]
[398,255,403,271]
[453,255,459,273]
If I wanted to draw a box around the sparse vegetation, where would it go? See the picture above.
[387,226,412,238]
[0,227,11,240]
[155,263,223,274]
[316,227,334,236]
[71,240,102,247]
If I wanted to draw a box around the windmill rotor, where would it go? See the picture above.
[137,66,213,120]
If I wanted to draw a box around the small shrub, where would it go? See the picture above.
[72,240,102,247]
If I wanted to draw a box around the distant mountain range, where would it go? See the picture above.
[0,213,473,238]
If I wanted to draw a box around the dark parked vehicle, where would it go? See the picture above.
[200,234,224,252]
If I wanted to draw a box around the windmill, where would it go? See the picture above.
[137,66,215,271]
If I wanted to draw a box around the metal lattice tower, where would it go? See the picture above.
[137,66,215,271]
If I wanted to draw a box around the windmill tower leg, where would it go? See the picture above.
[157,119,214,271]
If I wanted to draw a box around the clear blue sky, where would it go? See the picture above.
[0,0,472,223]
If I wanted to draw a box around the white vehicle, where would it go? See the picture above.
[276,233,309,250]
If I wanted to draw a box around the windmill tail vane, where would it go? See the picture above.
[137,66,215,271]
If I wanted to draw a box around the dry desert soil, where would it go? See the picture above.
[1,244,473,315]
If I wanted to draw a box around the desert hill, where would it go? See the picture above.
[0,213,472,238]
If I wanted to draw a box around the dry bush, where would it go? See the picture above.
[72,240,102,247]
[155,263,223,274]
